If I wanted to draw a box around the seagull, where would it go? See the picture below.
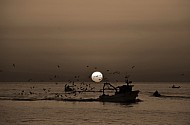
[13,64,16,68]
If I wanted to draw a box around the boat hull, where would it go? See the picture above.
[98,90,139,103]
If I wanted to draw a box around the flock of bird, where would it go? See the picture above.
[8,63,134,82]
[16,81,98,99]
[3,63,138,99]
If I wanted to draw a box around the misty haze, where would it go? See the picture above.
[0,0,190,81]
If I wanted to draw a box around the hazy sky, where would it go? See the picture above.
[0,0,190,82]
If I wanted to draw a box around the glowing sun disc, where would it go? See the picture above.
[91,71,103,82]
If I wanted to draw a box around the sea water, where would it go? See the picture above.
[0,82,189,125]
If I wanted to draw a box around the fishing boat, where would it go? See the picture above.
[153,90,161,97]
[64,84,75,92]
[172,85,181,88]
[98,79,139,103]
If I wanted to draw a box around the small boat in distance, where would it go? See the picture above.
[171,85,181,88]
[64,84,75,92]
[153,90,161,97]
[98,79,139,103]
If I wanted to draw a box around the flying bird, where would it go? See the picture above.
[13,64,16,68]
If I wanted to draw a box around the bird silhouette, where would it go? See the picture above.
[13,64,16,68]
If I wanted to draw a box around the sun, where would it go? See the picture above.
[91,71,103,82]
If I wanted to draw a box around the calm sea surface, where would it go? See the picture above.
[0,82,189,125]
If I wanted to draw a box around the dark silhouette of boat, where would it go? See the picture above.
[172,85,181,88]
[98,79,139,103]
[64,84,75,92]
[153,90,161,97]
